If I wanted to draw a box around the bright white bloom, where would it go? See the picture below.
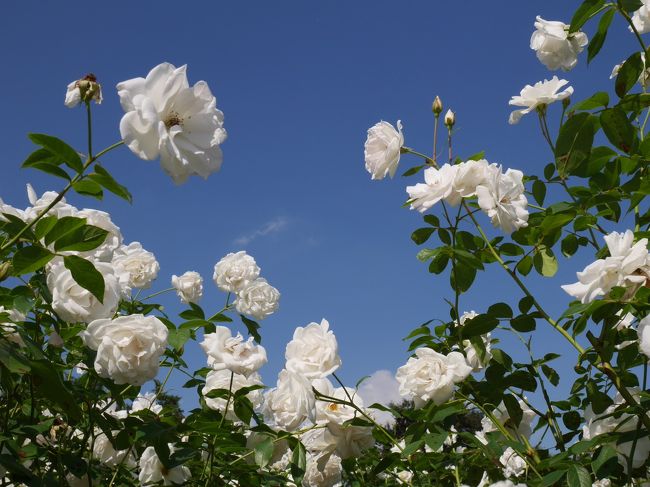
[117,62,227,184]
[453,160,492,199]
[138,445,191,485]
[0,197,26,222]
[364,120,404,180]
[0,306,26,347]
[92,429,136,468]
[326,422,375,459]
[396,470,414,485]
[202,369,263,421]
[263,369,315,430]
[631,1,650,34]
[213,251,261,293]
[530,17,588,71]
[24,184,78,222]
[395,348,472,407]
[47,260,120,323]
[112,242,160,291]
[313,378,364,425]
[476,166,529,232]
[131,392,163,415]
[406,164,457,212]
[508,77,573,124]
[637,316,650,359]
[65,75,102,108]
[302,452,342,487]
[500,447,527,478]
[457,311,492,371]
[234,278,280,320]
[200,326,267,376]
[285,319,341,379]
[95,399,128,420]
[593,480,612,487]
[481,399,536,440]
[171,271,203,304]
[80,314,168,386]
[75,208,122,262]
[562,230,649,303]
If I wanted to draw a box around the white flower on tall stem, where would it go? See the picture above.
[234,278,280,320]
[508,77,573,125]
[213,251,260,293]
[117,62,227,184]
[171,271,203,304]
[499,447,527,478]
[200,326,267,376]
[476,166,529,233]
[285,318,341,379]
[406,164,458,212]
[530,17,588,71]
[65,74,102,108]
[263,369,315,431]
[456,311,492,371]
[112,242,160,291]
[364,120,404,180]
[631,1,650,34]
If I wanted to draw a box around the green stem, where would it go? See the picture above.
[401,147,436,166]
[86,102,93,159]
[462,201,586,355]
[433,115,440,164]
[142,287,175,301]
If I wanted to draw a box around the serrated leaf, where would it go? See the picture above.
[63,255,105,303]
[567,465,592,487]
[28,133,83,173]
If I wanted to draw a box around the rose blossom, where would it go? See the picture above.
[395,347,472,407]
[64,74,102,108]
[24,184,78,222]
[138,445,191,485]
[406,164,458,212]
[234,278,280,320]
[312,378,364,425]
[508,77,573,125]
[80,314,168,385]
[171,271,203,304]
[213,251,260,293]
[112,242,160,291]
[302,452,342,487]
[364,120,404,180]
[0,306,26,347]
[285,318,341,379]
[200,326,267,376]
[47,260,121,323]
[631,1,650,34]
[202,369,263,421]
[530,17,588,71]
[74,208,122,262]
[117,62,227,184]
[131,392,163,415]
[92,429,136,468]
[499,447,527,479]
[457,311,492,371]
[452,159,492,200]
[476,166,529,233]
[263,369,315,430]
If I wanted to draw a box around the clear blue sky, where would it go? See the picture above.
[0,2,637,409]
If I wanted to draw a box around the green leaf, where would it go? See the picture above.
[563,410,581,430]
[88,164,133,203]
[532,179,546,206]
[73,179,103,199]
[505,370,537,392]
[401,165,425,177]
[167,328,191,351]
[290,441,306,485]
[0,340,31,374]
[533,246,558,277]
[510,314,536,333]
[22,160,71,181]
[567,465,592,487]
[570,0,605,33]
[561,234,579,257]
[540,470,567,487]
[621,0,643,12]
[572,91,609,111]
[53,225,108,252]
[488,302,513,319]
[541,364,560,386]
[592,445,619,477]
[254,436,274,468]
[516,255,533,276]
[28,133,83,173]
[600,107,636,153]
[461,314,499,337]
[34,215,58,240]
[12,246,54,275]
[503,393,523,429]
[63,255,105,303]
[555,112,596,177]
[617,93,650,112]
[30,359,81,421]
[616,52,644,98]
[450,263,477,293]
[241,315,261,343]
[587,9,615,62]
[44,216,87,246]
[411,227,434,245]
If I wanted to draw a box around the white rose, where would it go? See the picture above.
[508,77,573,125]
[64,80,82,108]
[75,208,122,262]
[593,480,612,487]
[92,429,136,468]
[481,399,536,440]
[313,378,364,425]
[530,17,588,71]
[302,452,342,487]
[285,318,341,379]
[263,369,315,431]
[213,251,260,293]
[202,369,263,421]
[406,164,458,213]
[200,326,267,376]
[476,166,529,233]
[364,120,404,180]
[131,392,163,415]
[117,62,227,184]
[0,197,26,222]
[500,447,527,478]
[138,445,191,485]
[47,260,121,323]
[24,184,78,222]
[0,306,26,347]
[452,159,493,199]
[80,314,168,386]
[639,316,650,359]
[234,278,280,320]
[112,242,160,291]
[326,422,375,459]
[457,311,492,371]
[171,271,203,304]
[395,348,472,407]
[64,75,102,108]
[631,1,650,34]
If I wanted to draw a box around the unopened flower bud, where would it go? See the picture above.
[0,261,11,282]
[432,96,443,115]
[444,109,455,128]
[562,97,571,109]
[65,74,102,108]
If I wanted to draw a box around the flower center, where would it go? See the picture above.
[164,111,184,129]
[327,403,339,412]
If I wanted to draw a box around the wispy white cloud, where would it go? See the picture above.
[357,369,403,427]
[233,216,289,246]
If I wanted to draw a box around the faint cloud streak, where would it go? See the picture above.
[358,369,403,427]
[233,217,289,246]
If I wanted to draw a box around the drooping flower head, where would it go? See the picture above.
[530,17,588,71]
[364,120,404,180]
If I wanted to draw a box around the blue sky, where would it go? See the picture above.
[0,2,639,410]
